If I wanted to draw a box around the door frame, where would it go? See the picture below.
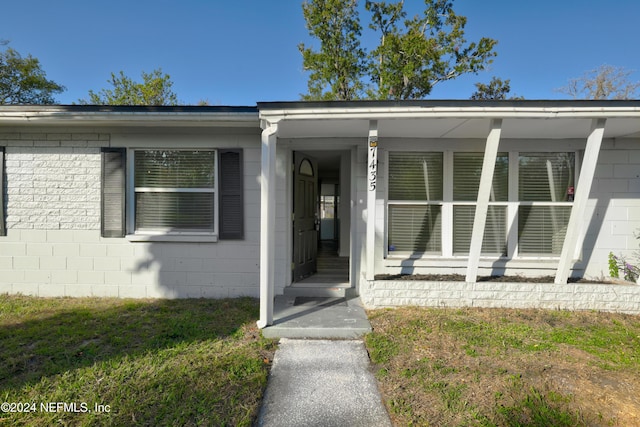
[285,146,357,290]
[292,151,319,281]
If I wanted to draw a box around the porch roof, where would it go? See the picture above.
[257,100,640,140]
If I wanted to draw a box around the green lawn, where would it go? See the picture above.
[0,295,276,426]
[365,307,640,426]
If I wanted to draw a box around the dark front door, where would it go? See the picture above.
[293,152,318,281]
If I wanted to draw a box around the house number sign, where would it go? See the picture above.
[368,138,378,191]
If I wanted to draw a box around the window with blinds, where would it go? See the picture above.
[389,205,442,253]
[389,152,443,201]
[453,205,507,255]
[386,150,576,259]
[453,152,509,201]
[452,153,508,255]
[519,153,575,202]
[518,152,574,254]
[518,205,571,255]
[134,150,216,232]
[388,152,443,254]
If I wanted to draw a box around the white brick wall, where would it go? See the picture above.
[4,132,104,230]
[0,130,262,299]
[362,280,640,314]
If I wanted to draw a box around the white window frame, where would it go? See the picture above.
[385,148,579,260]
[514,151,578,258]
[386,151,444,256]
[125,148,219,242]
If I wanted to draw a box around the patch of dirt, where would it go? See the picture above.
[374,273,636,284]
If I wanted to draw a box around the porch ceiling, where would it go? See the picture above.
[275,117,640,140]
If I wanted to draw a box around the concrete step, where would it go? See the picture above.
[261,296,372,339]
[284,285,356,298]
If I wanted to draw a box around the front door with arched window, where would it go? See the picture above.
[293,152,318,281]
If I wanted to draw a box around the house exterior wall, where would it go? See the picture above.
[360,138,639,278]
[580,138,640,278]
[354,137,640,310]
[0,128,262,298]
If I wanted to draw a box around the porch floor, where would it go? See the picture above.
[285,240,351,297]
[261,295,372,339]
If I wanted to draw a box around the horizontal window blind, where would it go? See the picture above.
[389,152,443,200]
[453,152,509,201]
[135,150,215,188]
[518,205,571,255]
[453,205,507,255]
[388,205,442,254]
[135,192,214,231]
[134,150,216,233]
[519,153,575,201]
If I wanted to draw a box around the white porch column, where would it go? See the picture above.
[257,123,278,329]
[466,119,502,283]
[365,121,378,281]
[555,118,606,284]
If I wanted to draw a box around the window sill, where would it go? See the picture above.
[125,234,218,243]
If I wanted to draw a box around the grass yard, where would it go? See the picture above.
[365,307,640,426]
[0,295,276,426]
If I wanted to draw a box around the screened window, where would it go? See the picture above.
[388,152,443,254]
[134,150,216,233]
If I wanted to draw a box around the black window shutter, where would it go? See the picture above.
[101,148,126,238]
[0,147,5,236]
[218,149,244,239]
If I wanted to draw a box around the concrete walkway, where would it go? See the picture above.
[256,339,392,427]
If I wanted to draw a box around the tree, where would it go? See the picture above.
[366,0,497,100]
[557,65,640,100]
[299,0,498,100]
[80,69,178,105]
[299,0,367,100]
[470,77,522,100]
[0,41,65,104]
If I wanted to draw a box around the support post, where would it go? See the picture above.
[466,119,502,282]
[365,121,378,281]
[555,118,606,284]
[257,123,278,329]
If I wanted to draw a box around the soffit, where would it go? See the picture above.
[274,117,640,140]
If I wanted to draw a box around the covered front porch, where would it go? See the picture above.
[256,100,640,329]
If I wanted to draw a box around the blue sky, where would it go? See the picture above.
[2,0,639,105]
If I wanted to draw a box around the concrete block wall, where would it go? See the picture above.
[0,129,262,299]
[362,280,640,314]
[581,140,640,279]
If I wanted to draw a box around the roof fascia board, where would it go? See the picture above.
[0,108,259,127]
[258,106,640,121]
